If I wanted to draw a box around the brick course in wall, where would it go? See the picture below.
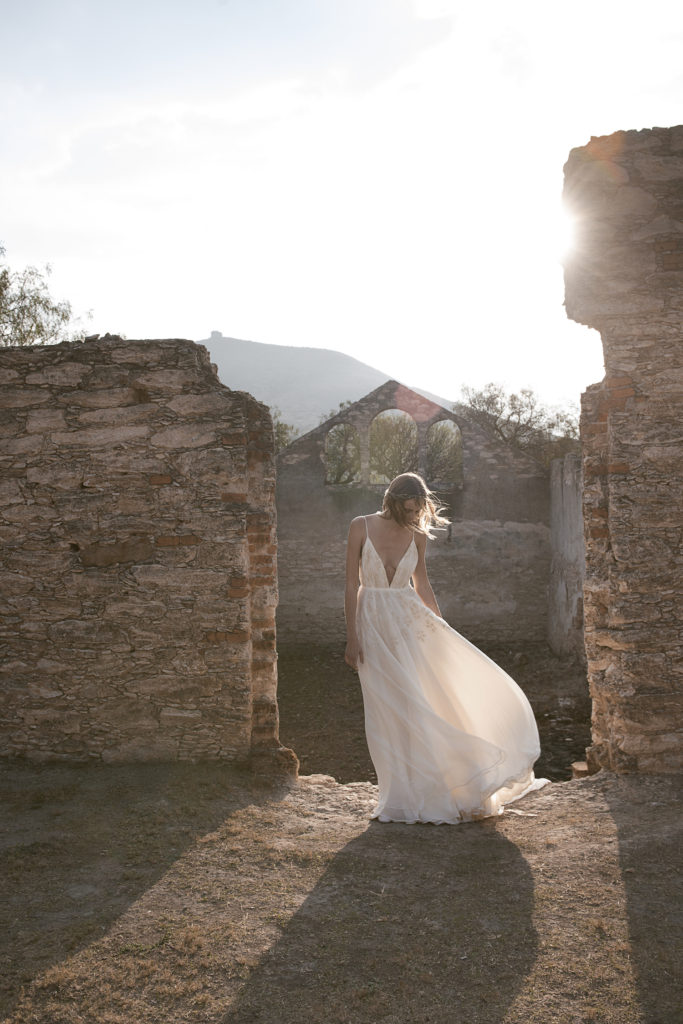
[0,338,295,770]
[563,125,683,772]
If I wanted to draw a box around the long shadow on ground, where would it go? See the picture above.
[0,761,260,1018]
[223,817,537,1024]
[607,774,682,1024]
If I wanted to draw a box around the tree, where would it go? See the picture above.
[318,402,360,484]
[454,383,579,467]
[271,407,300,453]
[319,402,465,486]
[370,410,418,483]
[325,423,360,483]
[0,243,84,347]
[425,421,462,484]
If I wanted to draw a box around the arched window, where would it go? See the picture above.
[324,423,361,484]
[369,409,418,485]
[426,419,463,488]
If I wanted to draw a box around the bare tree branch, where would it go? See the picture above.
[454,383,579,468]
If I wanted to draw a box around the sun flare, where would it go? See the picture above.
[556,208,576,260]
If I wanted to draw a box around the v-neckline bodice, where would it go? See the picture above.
[364,527,416,588]
[366,532,413,589]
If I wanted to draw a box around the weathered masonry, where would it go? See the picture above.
[563,125,683,772]
[277,380,551,648]
[0,338,294,769]
[548,453,585,663]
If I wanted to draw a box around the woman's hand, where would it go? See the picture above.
[344,640,363,671]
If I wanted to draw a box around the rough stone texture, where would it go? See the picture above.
[0,338,294,769]
[548,453,585,661]
[277,380,550,646]
[563,126,683,772]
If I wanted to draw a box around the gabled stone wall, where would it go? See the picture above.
[0,338,292,768]
[277,380,551,647]
[563,125,683,772]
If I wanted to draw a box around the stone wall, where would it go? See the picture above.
[547,453,585,661]
[563,125,683,772]
[277,380,550,648]
[0,338,292,768]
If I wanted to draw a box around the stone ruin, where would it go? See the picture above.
[548,453,585,663]
[563,125,682,772]
[1,126,679,779]
[0,337,295,771]
[276,379,553,649]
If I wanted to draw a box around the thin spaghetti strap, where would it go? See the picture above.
[364,515,369,539]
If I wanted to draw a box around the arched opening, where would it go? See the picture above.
[369,409,418,485]
[426,419,463,490]
[324,422,361,484]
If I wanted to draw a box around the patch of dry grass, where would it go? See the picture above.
[0,763,680,1024]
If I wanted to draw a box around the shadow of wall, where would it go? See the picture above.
[0,762,262,1017]
[605,775,682,1024]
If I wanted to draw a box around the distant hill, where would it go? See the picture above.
[199,332,454,433]
[200,331,389,431]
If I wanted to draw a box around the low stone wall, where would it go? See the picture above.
[548,454,585,661]
[276,518,551,649]
[0,338,289,766]
[563,125,683,772]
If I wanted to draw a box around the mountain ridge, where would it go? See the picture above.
[199,331,454,432]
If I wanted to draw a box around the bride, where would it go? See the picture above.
[344,472,547,824]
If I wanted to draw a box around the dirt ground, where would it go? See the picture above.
[0,639,676,1024]
[0,759,680,1024]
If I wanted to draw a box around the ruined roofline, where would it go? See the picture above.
[276,377,548,478]
[278,378,465,453]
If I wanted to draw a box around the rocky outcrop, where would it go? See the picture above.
[563,126,683,772]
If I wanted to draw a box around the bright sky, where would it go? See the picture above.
[2,0,682,408]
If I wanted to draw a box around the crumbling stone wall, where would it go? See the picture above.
[277,380,550,647]
[0,338,290,767]
[563,125,683,772]
[548,453,585,662]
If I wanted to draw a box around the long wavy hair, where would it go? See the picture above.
[381,473,449,537]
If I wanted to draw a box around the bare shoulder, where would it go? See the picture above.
[414,530,428,552]
[347,516,366,539]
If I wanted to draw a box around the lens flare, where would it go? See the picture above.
[556,208,576,260]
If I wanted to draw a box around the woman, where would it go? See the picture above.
[345,472,546,824]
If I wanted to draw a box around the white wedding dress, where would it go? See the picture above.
[357,518,547,824]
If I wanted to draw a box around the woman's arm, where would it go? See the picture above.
[344,517,365,669]
[412,532,442,617]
